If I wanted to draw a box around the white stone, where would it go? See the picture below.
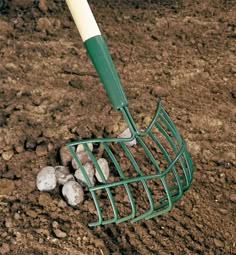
[76,143,93,154]
[62,181,84,206]
[95,158,110,183]
[36,166,57,191]
[118,128,137,146]
[71,151,91,169]
[55,165,74,185]
[74,162,95,187]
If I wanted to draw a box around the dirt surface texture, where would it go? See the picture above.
[0,0,236,254]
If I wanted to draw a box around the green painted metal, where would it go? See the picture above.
[84,35,128,110]
[66,9,194,227]
[67,102,194,227]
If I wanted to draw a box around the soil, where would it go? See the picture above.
[0,0,236,254]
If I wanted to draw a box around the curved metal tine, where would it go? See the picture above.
[183,149,194,183]
[159,109,193,182]
[84,143,119,226]
[119,141,156,222]
[102,142,137,223]
[134,136,174,220]
[156,115,191,187]
[145,179,175,220]
[156,122,191,188]
[148,130,184,203]
[136,101,163,137]
[155,121,191,190]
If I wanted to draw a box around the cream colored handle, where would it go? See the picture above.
[66,0,101,42]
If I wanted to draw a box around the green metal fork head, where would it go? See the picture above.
[67,101,194,227]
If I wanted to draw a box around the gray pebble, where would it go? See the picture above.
[55,165,74,185]
[95,158,110,183]
[62,181,84,206]
[36,166,57,191]
[72,151,91,169]
[74,162,95,187]
[76,142,93,154]
[118,128,136,146]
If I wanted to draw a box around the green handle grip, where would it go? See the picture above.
[84,35,128,110]
[66,0,128,110]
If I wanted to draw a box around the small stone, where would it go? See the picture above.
[0,178,15,196]
[35,144,48,157]
[229,194,236,203]
[47,142,54,152]
[62,181,84,206]
[218,208,228,215]
[213,238,224,248]
[36,166,56,191]
[14,213,21,220]
[95,158,110,183]
[55,165,74,185]
[53,228,67,238]
[2,150,14,161]
[72,151,91,169]
[117,128,136,146]
[74,162,95,187]
[60,146,73,166]
[76,143,93,154]
[0,243,10,255]
[52,221,59,229]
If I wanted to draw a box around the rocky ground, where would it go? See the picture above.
[0,0,235,254]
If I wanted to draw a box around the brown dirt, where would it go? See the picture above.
[0,0,235,254]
